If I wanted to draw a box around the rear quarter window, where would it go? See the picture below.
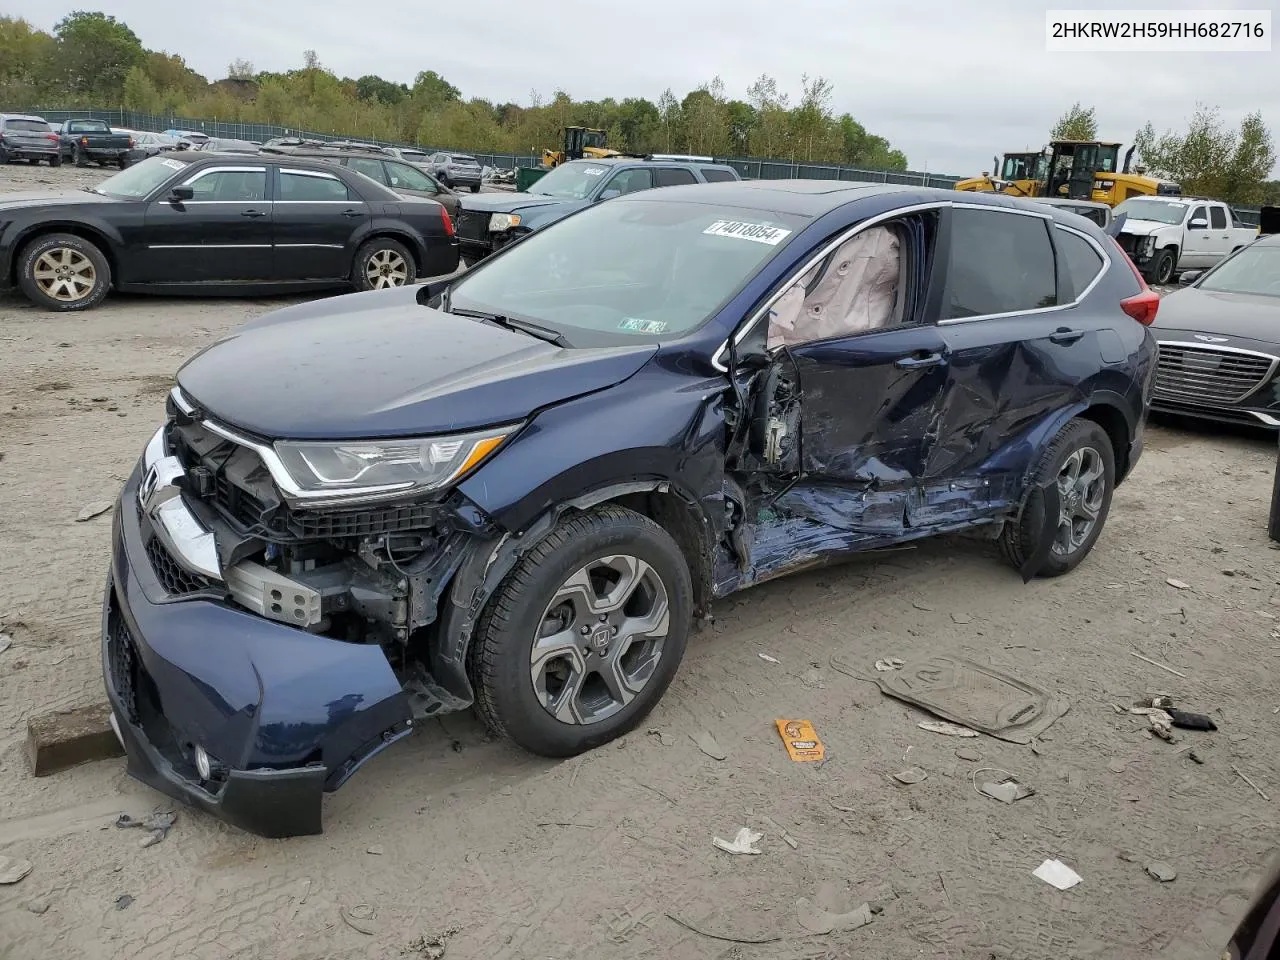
[943,208,1057,319]
[1054,226,1105,300]
[655,168,697,187]
[700,168,737,183]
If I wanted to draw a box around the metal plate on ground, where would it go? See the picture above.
[874,656,1068,744]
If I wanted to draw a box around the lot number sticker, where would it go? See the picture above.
[704,220,792,245]
[161,158,185,170]
[581,167,605,176]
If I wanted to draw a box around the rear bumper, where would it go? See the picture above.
[3,145,58,159]
[444,173,482,186]
[101,463,415,838]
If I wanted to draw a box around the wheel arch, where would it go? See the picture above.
[9,221,121,288]
[353,225,428,275]
[1077,398,1135,482]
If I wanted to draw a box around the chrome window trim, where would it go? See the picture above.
[148,244,271,249]
[710,201,1117,371]
[175,165,268,203]
[280,167,342,180]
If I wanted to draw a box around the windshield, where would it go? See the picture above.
[68,120,110,133]
[6,119,50,133]
[450,155,478,165]
[92,155,188,199]
[529,161,612,199]
[1197,246,1280,298]
[1115,198,1187,225]
[400,150,428,163]
[447,197,805,346]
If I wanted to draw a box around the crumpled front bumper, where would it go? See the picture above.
[101,461,415,838]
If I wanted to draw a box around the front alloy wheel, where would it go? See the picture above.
[470,505,693,757]
[17,233,112,311]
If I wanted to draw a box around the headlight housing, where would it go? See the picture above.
[489,213,521,232]
[273,425,517,502]
[1141,235,1156,255]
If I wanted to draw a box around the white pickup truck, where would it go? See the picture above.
[1113,196,1256,285]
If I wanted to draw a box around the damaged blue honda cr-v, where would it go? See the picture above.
[103,180,1159,837]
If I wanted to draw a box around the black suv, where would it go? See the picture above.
[102,181,1156,837]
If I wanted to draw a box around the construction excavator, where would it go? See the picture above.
[955,140,1181,206]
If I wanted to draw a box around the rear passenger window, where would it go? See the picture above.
[655,168,697,187]
[279,171,352,202]
[1210,206,1227,230]
[1054,227,1104,299]
[943,209,1056,319]
[701,168,737,183]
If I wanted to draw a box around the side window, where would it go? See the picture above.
[1190,205,1208,227]
[346,157,387,184]
[386,161,437,193]
[1210,206,1227,230]
[1054,226,1105,300]
[942,208,1056,319]
[700,168,737,183]
[654,167,697,187]
[766,220,914,350]
[1231,208,1247,228]
[279,170,352,202]
[605,168,654,196]
[185,169,267,202]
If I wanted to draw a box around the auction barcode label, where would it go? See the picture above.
[1046,9,1271,51]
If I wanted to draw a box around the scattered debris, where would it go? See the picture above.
[1107,758,1129,773]
[367,845,384,856]
[775,719,825,762]
[691,730,727,761]
[1129,650,1188,679]
[951,613,973,625]
[979,776,1035,804]
[712,827,763,855]
[116,811,176,847]
[1233,764,1271,801]
[646,728,675,747]
[1168,709,1217,731]
[1136,695,1175,709]
[874,656,1069,744]
[25,899,49,915]
[115,894,134,910]
[0,856,33,885]
[341,903,378,935]
[1166,578,1191,591]
[828,799,857,813]
[405,926,461,958]
[1147,712,1176,741]
[75,501,113,522]
[758,653,780,664]
[875,658,905,672]
[956,747,982,761]
[1184,748,1205,765]
[795,883,874,935]
[918,720,978,738]
[1121,792,1142,803]
[911,599,933,611]
[760,816,799,849]
[664,913,782,945]
[299,879,312,904]
[892,766,928,785]
[0,633,11,655]
[1146,862,1177,882]
[1033,859,1083,891]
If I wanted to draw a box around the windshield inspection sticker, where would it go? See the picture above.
[581,167,605,176]
[160,158,185,171]
[619,317,668,334]
[704,220,792,245]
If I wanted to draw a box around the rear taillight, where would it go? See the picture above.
[440,206,454,236]
[1110,235,1160,326]
[45,134,58,142]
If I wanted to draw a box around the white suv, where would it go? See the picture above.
[1114,196,1256,284]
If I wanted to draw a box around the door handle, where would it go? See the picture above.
[341,208,363,218]
[1049,327,1084,344]
[240,209,266,218]
[894,351,944,369]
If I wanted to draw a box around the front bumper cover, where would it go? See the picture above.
[102,463,415,838]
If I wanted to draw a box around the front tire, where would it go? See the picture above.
[469,184,480,193]
[999,418,1115,578]
[351,237,416,291]
[1152,248,1176,285]
[469,506,693,758]
[49,154,62,168]
[17,233,111,311]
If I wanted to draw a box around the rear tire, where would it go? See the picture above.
[469,506,693,758]
[351,237,417,291]
[49,154,62,168]
[0,148,8,165]
[999,418,1115,578]
[17,233,111,312]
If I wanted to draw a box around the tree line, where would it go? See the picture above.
[0,12,909,170]
[1050,101,1278,205]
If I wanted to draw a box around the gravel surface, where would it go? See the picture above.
[1,160,1277,960]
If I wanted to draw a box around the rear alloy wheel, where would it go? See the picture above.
[470,506,693,757]
[17,233,111,311]
[1152,248,1176,285]
[999,418,1115,578]
[352,238,416,292]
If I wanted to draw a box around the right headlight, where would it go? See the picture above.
[489,213,521,232]
[272,424,518,502]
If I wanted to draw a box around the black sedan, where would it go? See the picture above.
[1150,234,1280,428]
[0,153,459,311]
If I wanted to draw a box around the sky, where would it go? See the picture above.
[12,0,1280,176]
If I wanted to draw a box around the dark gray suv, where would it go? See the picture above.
[0,114,61,166]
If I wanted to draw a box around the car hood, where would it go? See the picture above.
[175,286,657,440]
[459,192,572,214]
[0,189,115,210]
[1118,218,1178,237]
[1152,286,1280,343]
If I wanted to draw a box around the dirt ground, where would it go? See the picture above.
[2,160,1279,960]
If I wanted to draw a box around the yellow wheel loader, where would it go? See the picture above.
[956,141,1180,206]
[540,126,619,168]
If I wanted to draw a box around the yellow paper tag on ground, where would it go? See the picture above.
[775,719,825,762]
